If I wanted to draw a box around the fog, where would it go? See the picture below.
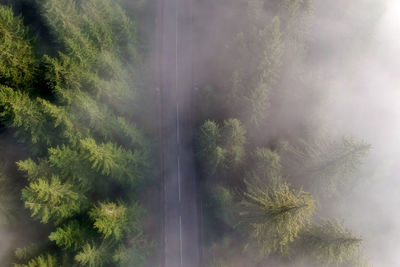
[311,0,400,266]
[193,0,400,266]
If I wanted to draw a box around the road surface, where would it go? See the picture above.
[157,0,200,265]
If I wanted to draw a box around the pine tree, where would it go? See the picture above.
[224,6,283,127]
[14,254,58,267]
[80,138,146,185]
[49,220,88,250]
[196,120,223,175]
[112,240,153,267]
[248,148,283,186]
[238,180,315,257]
[0,5,36,90]
[21,176,83,223]
[0,1,151,265]
[294,220,363,266]
[209,186,234,224]
[0,85,80,152]
[14,243,42,262]
[196,119,246,177]
[89,202,128,240]
[75,243,107,267]
[220,119,246,169]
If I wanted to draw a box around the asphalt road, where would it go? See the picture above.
[158,0,200,265]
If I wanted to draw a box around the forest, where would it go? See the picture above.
[0,0,390,266]
[0,0,160,266]
[193,0,375,266]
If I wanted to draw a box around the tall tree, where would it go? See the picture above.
[238,180,315,257]
[0,5,36,90]
[196,119,246,177]
[21,176,83,224]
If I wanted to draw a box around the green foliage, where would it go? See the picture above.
[21,176,83,223]
[0,85,79,152]
[0,5,36,90]
[209,186,234,224]
[17,158,52,182]
[38,0,140,115]
[0,163,16,225]
[112,240,153,267]
[294,220,363,266]
[14,244,41,262]
[89,202,128,240]
[47,145,95,188]
[14,254,58,267]
[239,180,315,257]
[81,138,146,185]
[196,120,223,174]
[220,119,247,168]
[196,119,246,176]
[225,14,283,127]
[89,201,144,241]
[249,148,282,186]
[285,136,371,196]
[75,243,106,267]
[49,220,88,250]
[0,1,152,266]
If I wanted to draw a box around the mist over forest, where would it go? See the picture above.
[0,0,398,266]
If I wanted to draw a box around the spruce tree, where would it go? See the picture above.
[238,180,315,257]
[14,254,58,267]
[49,220,88,250]
[196,119,246,177]
[21,176,83,224]
[75,243,107,267]
[89,202,129,241]
[0,5,36,90]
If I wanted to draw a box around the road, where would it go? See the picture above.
[157,0,200,265]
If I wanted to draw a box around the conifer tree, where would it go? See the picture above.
[80,138,146,185]
[196,120,223,175]
[49,220,88,250]
[0,85,80,152]
[89,202,128,241]
[248,148,283,186]
[238,180,315,257]
[21,176,83,223]
[0,5,36,90]
[14,254,58,267]
[75,243,107,267]
[196,119,246,177]
[220,119,247,169]
[224,3,284,127]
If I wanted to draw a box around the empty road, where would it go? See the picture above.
[157,0,200,265]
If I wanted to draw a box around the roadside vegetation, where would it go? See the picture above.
[194,0,371,266]
[0,0,159,266]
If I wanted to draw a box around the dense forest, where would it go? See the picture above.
[0,0,386,266]
[0,0,160,266]
[193,0,373,266]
